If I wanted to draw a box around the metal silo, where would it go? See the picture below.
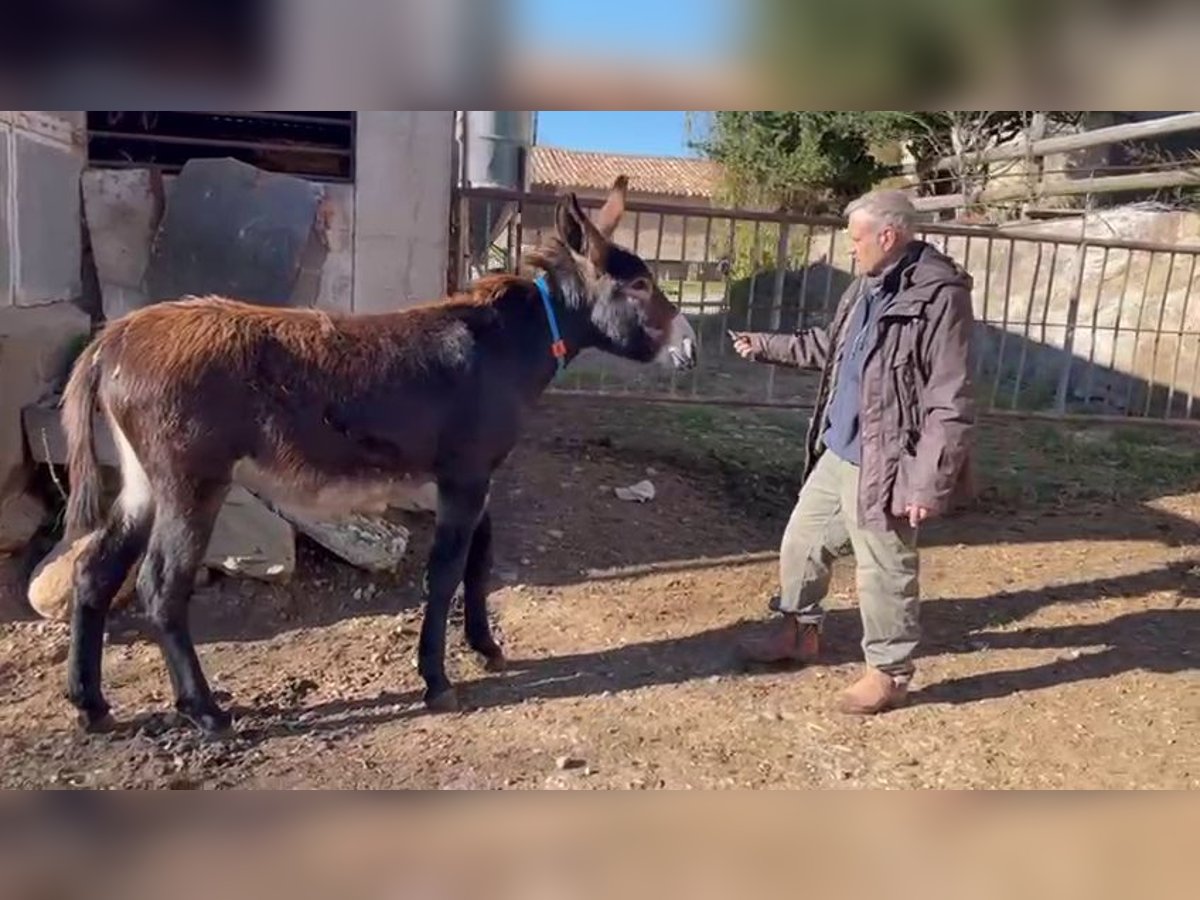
[458,111,536,276]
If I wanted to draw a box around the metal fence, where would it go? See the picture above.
[454,185,1200,426]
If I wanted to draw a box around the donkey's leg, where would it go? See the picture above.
[419,477,490,712]
[66,509,153,732]
[139,480,231,736]
[462,510,505,670]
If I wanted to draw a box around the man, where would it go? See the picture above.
[730,188,976,714]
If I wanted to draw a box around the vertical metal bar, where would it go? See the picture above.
[1054,240,1089,413]
[1106,248,1136,399]
[669,214,690,396]
[692,213,714,398]
[482,201,493,275]
[1165,253,1197,416]
[718,216,737,357]
[504,214,515,271]
[974,236,994,383]
[989,239,1020,409]
[1012,241,1054,410]
[1038,241,1061,346]
[795,225,814,328]
[1186,313,1200,418]
[765,222,791,402]
[514,196,525,272]
[745,221,764,331]
[1124,250,1159,414]
[651,212,668,397]
[822,229,840,322]
[1143,251,1178,417]
[1080,246,1110,405]
[653,211,667,280]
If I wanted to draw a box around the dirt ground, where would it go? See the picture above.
[1,396,1197,789]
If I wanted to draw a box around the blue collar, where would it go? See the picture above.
[534,276,567,376]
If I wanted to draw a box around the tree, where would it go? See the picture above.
[688,110,1086,215]
[687,111,901,214]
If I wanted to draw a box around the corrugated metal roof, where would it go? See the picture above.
[529,145,719,198]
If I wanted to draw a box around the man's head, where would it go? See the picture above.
[844,189,918,276]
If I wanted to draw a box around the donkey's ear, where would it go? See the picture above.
[594,174,628,238]
[555,192,586,255]
[555,191,609,265]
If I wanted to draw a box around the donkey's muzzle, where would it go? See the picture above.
[660,313,698,370]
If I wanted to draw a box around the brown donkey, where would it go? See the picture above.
[60,176,697,736]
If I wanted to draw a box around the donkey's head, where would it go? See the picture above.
[538,176,697,370]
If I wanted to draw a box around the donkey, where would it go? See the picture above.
[59,175,697,736]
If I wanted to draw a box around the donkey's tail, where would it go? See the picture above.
[62,338,105,540]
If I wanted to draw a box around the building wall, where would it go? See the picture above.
[0,112,85,309]
[352,111,455,313]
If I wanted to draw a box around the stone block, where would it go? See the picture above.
[143,157,327,306]
[0,491,47,555]
[0,302,91,549]
[27,531,138,622]
[81,168,167,321]
[277,511,410,572]
[14,133,83,306]
[26,485,297,622]
[205,486,296,581]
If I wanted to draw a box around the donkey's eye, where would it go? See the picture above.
[629,277,652,293]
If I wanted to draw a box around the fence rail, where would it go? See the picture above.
[907,112,1200,213]
[454,185,1200,427]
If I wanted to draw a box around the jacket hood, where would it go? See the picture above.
[902,239,974,296]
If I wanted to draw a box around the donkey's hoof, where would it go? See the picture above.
[482,652,508,673]
[176,704,235,740]
[424,687,460,713]
[76,708,117,735]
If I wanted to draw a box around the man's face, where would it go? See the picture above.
[847,210,901,276]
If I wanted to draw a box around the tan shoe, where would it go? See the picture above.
[737,616,820,665]
[837,667,910,714]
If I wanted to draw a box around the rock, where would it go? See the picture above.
[0,490,46,554]
[614,480,656,503]
[27,531,138,622]
[555,755,585,771]
[0,553,27,619]
[276,510,410,572]
[388,480,438,514]
[547,529,564,540]
[205,486,296,581]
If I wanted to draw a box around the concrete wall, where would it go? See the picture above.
[0,111,90,553]
[352,111,455,313]
[0,112,85,309]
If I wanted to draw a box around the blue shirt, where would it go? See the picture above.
[821,258,906,466]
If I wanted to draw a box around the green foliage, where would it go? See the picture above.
[689,111,1087,214]
[689,112,902,214]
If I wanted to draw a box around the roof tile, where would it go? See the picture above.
[529,145,719,199]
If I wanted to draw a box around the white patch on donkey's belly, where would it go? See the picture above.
[231,459,439,519]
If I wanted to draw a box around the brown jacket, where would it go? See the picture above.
[743,240,977,531]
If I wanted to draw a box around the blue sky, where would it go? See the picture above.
[512,0,735,61]
[514,0,731,157]
[534,111,704,158]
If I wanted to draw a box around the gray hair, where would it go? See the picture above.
[844,189,918,238]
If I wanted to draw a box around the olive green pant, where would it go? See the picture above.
[776,451,920,676]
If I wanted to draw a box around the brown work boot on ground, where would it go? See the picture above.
[836,667,910,715]
[737,615,820,665]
